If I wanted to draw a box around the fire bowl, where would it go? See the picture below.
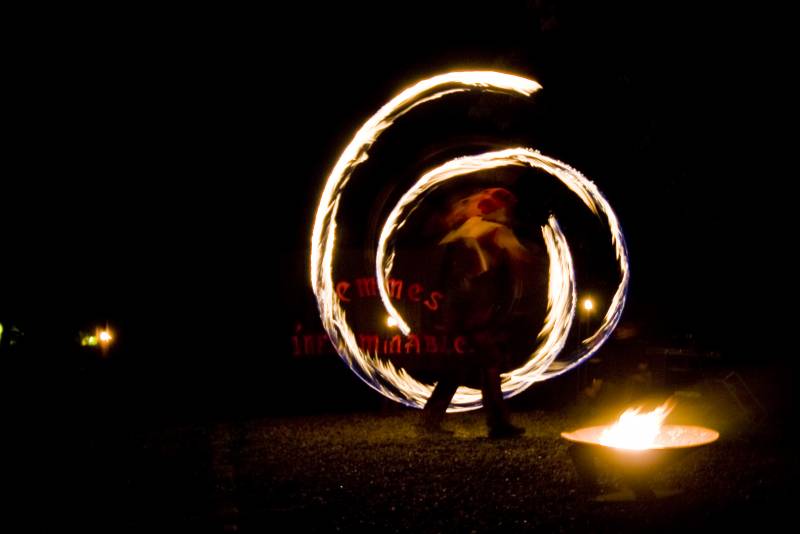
[561,424,719,501]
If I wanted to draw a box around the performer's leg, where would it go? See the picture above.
[481,365,525,438]
[481,365,511,429]
[421,376,459,429]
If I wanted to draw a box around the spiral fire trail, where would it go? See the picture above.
[311,71,628,410]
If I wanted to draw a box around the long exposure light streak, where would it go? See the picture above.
[310,71,628,411]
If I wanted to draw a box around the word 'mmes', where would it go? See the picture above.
[335,276,443,310]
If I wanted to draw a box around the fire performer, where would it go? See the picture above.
[419,186,537,438]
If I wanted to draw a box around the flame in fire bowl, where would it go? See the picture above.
[561,404,719,501]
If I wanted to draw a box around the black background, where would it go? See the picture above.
[2,2,791,417]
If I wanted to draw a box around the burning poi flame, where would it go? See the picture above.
[310,71,629,411]
[599,400,677,450]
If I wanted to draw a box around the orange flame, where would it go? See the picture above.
[599,399,676,450]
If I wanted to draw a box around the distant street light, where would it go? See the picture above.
[580,297,595,339]
[80,325,115,354]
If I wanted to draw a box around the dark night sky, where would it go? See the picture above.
[3,2,790,366]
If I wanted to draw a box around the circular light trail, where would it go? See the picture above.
[311,71,629,411]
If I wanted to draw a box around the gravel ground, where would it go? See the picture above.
[76,405,796,533]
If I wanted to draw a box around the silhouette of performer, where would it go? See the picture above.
[419,187,533,438]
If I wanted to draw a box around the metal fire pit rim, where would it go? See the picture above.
[560,423,720,451]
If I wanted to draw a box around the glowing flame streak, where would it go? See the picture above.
[599,400,677,450]
[310,71,629,411]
